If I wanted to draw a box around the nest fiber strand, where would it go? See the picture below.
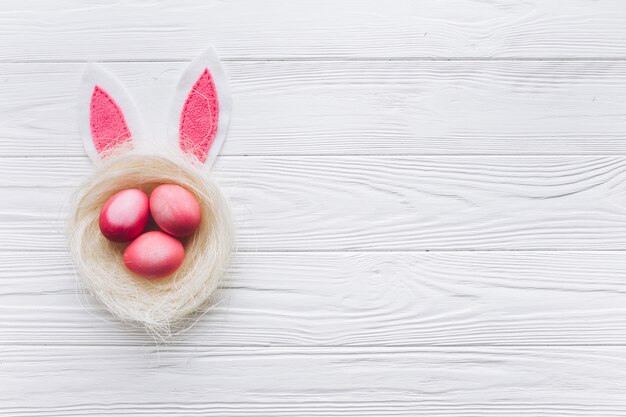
[67,151,234,339]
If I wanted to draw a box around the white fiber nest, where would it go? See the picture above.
[67,150,234,339]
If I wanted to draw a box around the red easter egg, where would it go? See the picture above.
[123,231,185,279]
[150,184,202,237]
[99,189,149,243]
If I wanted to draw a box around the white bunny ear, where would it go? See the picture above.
[78,63,144,164]
[168,47,232,169]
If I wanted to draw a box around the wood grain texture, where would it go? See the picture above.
[3,251,626,347]
[2,61,626,157]
[3,156,626,251]
[3,1,626,414]
[2,0,626,61]
[3,345,626,416]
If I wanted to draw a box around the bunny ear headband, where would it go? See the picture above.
[78,47,231,169]
[68,49,234,339]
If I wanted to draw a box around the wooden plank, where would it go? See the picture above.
[3,251,626,347]
[2,61,626,157]
[2,156,626,251]
[2,0,626,61]
[3,345,626,416]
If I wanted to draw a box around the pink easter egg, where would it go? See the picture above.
[123,231,185,279]
[99,189,150,243]
[150,184,202,237]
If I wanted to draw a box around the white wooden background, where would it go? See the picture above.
[2,1,626,415]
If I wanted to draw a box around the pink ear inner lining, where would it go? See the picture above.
[179,68,219,163]
[90,86,132,156]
